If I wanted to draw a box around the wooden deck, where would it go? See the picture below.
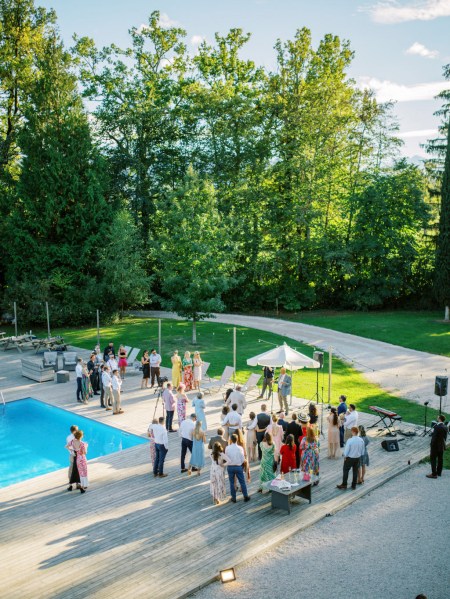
[0,347,431,598]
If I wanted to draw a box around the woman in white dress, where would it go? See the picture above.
[193,351,203,390]
[209,442,229,505]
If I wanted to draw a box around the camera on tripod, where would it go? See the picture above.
[157,375,168,388]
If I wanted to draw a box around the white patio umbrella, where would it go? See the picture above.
[247,342,320,410]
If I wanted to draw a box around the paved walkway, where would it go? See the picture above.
[143,311,450,409]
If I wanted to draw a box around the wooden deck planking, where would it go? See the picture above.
[0,346,431,598]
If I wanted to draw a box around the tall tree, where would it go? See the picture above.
[435,121,450,320]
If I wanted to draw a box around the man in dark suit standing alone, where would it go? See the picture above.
[426,415,448,479]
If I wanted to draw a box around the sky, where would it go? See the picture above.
[38,0,450,159]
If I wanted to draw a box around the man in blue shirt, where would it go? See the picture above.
[337,394,347,448]
[336,427,365,490]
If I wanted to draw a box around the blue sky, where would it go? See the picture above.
[39,0,449,158]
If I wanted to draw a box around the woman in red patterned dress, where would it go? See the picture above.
[71,430,89,493]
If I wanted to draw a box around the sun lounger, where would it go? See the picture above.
[200,361,211,382]
[124,346,132,357]
[202,365,234,395]
[241,373,261,396]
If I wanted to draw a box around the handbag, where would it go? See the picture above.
[272,459,278,473]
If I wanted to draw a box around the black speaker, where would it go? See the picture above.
[381,439,399,452]
[313,351,324,368]
[434,376,448,397]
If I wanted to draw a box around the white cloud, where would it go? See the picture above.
[405,42,439,58]
[397,128,438,138]
[191,35,205,46]
[158,12,182,29]
[367,0,450,24]
[359,76,449,102]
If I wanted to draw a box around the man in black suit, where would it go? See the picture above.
[208,428,227,452]
[426,415,448,479]
[255,404,271,460]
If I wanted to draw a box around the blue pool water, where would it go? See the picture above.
[0,398,147,488]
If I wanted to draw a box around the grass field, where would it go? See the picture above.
[6,316,447,427]
[271,310,450,357]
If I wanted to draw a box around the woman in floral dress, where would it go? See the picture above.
[81,363,93,404]
[209,442,229,505]
[300,426,320,483]
[71,430,88,493]
[182,351,193,391]
[171,350,182,388]
[147,418,157,468]
[176,383,189,425]
[258,432,276,491]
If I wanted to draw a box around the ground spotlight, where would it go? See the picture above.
[219,568,236,583]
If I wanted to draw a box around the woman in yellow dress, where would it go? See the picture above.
[171,350,182,388]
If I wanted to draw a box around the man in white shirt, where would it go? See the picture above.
[150,417,169,477]
[75,359,83,403]
[337,427,366,490]
[111,369,123,414]
[101,366,113,411]
[343,404,358,443]
[226,385,247,415]
[150,348,161,388]
[162,382,176,432]
[222,404,242,437]
[225,434,251,503]
[179,414,196,473]
[65,425,78,490]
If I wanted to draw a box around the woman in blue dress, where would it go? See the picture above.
[192,392,207,431]
[189,421,206,476]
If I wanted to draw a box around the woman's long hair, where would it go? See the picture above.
[212,441,222,464]
[286,434,295,449]
[330,407,338,426]
[193,420,203,440]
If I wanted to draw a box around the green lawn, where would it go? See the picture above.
[7,316,447,427]
[271,310,450,357]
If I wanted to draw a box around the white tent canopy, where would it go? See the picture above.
[246,342,320,370]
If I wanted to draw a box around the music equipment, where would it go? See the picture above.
[313,351,324,368]
[434,376,448,397]
[381,439,399,452]
[368,406,402,435]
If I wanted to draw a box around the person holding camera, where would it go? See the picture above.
[426,415,448,479]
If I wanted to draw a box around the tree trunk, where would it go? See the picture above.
[192,318,197,344]
[445,305,449,322]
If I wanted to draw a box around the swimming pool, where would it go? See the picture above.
[0,398,147,488]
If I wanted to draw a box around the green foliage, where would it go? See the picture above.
[434,121,450,312]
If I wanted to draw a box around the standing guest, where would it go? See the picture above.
[225,434,251,503]
[141,350,150,389]
[75,358,83,403]
[358,425,370,484]
[118,345,128,380]
[65,425,78,491]
[258,366,274,399]
[308,403,319,425]
[179,414,196,473]
[277,367,291,415]
[192,392,207,431]
[81,362,92,404]
[189,421,206,476]
[221,405,230,440]
[193,351,203,391]
[103,342,115,362]
[222,403,242,438]
[208,428,228,452]
[258,432,276,491]
[337,394,348,448]
[327,407,340,459]
[147,418,158,469]
[300,426,320,484]
[176,383,189,426]
[298,413,310,464]
[70,430,89,493]
[277,411,289,441]
[111,369,123,414]
[210,442,230,505]
[108,354,118,376]
[426,414,448,479]
[226,385,247,415]
[151,416,169,478]
[235,428,251,483]
[255,404,271,461]
[95,350,104,402]
[343,404,358,443]
[280,434,297,475]
[171,350,182,388]
[286,413,303,468]
[267,414,284,461]
[101,366,113,411]
[150,348,161,388]
[162,382,176,432]
[246,412,257,463]
[337,427,365,490]
[87,352,100,396]
[182,351,193,391]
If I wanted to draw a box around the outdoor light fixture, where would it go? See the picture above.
[219,568,236,583]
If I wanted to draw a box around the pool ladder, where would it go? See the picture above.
[0,392,4,406]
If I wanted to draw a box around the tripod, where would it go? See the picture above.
[152,386,165,420]
[419,401,430,437]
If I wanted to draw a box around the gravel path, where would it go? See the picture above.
[142,311,450,409]
[191,463,449,599]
